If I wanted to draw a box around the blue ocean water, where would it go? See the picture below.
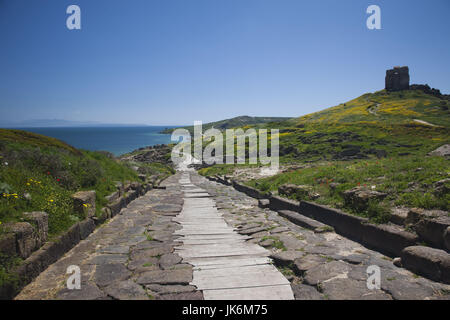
[18,126,176,156]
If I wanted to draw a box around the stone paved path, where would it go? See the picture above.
[191,173,450,300]
[15,170,450,300]
[174,172,293,300]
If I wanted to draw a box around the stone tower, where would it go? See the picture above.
[385,66,410,91]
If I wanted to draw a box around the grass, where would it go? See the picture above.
[0,129,174,292]
[197,88,449,223]
[0,142,139,235]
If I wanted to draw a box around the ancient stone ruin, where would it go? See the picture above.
[385,66,410,91]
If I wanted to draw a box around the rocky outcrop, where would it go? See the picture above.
[428,144,450,158]
[409,84,450,101]
[385,66,410,91]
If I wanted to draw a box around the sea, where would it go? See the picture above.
[17,126,178,156]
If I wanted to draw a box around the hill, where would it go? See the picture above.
[199,87,450,223]
[0,129,175,296]
[160,115,292,134]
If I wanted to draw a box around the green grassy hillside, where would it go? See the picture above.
[0,129,175,293]
[199,88,450,222]
[161,115,292,134]
[0,129,141,236]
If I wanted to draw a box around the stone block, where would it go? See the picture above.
[72,190,96,218]
[401,246,450,284]
[23,211,48,246]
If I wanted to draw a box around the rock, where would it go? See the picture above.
[145,284,196,294]
[406,208,450,249]
[238,226,267,235]
[341,253,369,265]
[258,199,270,208]
[159,253,182,269]
[78,218,96,240]
[433,178,450,196]
[291,284,323,300]
[99,245,130,254]
[428,144,450,157]
[127,257,159,272]
[72,191,96,218]
[293,255,327,274]
[0,233,16,256]
[381,272,436,300]
[130,245,173,259]
[360,223,418,257]
[278,184,311,200]
[88,254,128,265]
[107,197,125,217]
[156,291,203,300]
[23,211,48,245]
[136,269,193,285]
[259,239,275,247]
[321,278,391,300]
[390,207,409,225]
[94,263,131,287]
[57,283,106,300]
[385,66,409,91]
[105,191,120,203]
[278,210,328,232]
[445,227,450,252]
[3,222,39,259]
[393,257,402,267]
[270,251,305,266]
[269,226,289,234]
[304,261,353,285]
[401,246,450,284]
[342,187,387,210]
[152,204,182,213]
[104,280,149,300]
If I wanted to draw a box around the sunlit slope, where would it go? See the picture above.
[293,89,449,127]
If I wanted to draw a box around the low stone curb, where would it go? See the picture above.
[231,180,269,199]
[401,246,450,284]
[278,210,329,233]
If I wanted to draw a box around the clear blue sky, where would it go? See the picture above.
[1,0,449,125]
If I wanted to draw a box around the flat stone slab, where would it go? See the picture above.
[304,261,353,285]
[321,278,392,300]
[203,284,293,300]
[152,204,183,213]
[291,283,324,300]
[94,263,131,287]
[104,280,149,300]
[146,284,197,294]
[175,174,294,300]
[270,250,305,266]
[88,254,128,265]
[136,269,193,285]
